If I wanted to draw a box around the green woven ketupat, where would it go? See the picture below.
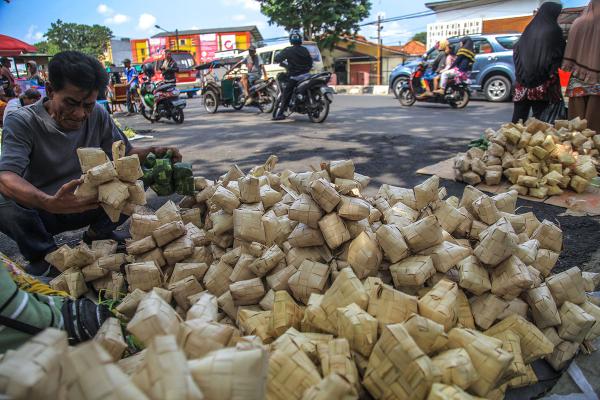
[173,162,193,180]
[151,182,175,196]
[144,152,157,169]
[153,159,173,186]
[175,176,195,195]
[142,168,154,186]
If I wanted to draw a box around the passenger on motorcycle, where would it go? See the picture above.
[432,43,456,93]
[151,50,179,120]
[421,39,449,96]
[239,45,268,106]
[435,37,475,95]
[272,29,313,121]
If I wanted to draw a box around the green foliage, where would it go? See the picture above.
[257,0,371,48]
[43,19,113,57]
[33,40,60,55]
[411,32,427,44]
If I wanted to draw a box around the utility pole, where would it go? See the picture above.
[175,28,180,52]
[376,15,383,86]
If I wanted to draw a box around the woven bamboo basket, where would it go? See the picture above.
[310,178,341,213]
[456,255,491,295]
[289,194,323,228]
[77,147,109,173]
[524,284,561,328]
[203,261,234,297]
[318,213,351,249]
[546,340,580,371]
[362,323,433,400]
[557,301,595,343]
[94,317,127,362]
[237,309,274,344]
[469,293,507,330]
[115,288,146,318]
[169,276,203,310]
[86,161,117,186]
[420,241,471,273]
[402,313,448,355]
[418,279,458,331]
[484,315,554,364]
[126,236,157,256]
[546,266,587,305]
[233,208,266,244]
[490,255,534,300]
[61,341,149,400]
[126,291,181,345]
[139,335,203,400]
[271,290,304,337]
[267,340,322,400]
[431,348,479,389]
[447,328,513,397]
[389,255,436,287]
[130,214,161,240]
[366,281,418,327]
[249,244,285,277]
[473,219,518,266]
[186,292,219,322]
[336,303,378,358]
[288,223,325,248]
[0,328,67,399]
[163,236,195,265]
[125,261,162,292]
[211,186,241,213]
[531,220,563,252]
[230,277,265,306]
[375,224,410,263]
[188,345,268,400]
[114,155,143,183]
[177,319,235,359]
[347,232,382,279]
[288,260,330,305]
[399,216,443,253]
[238,175,261,204]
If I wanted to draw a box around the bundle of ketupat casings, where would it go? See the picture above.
[454,117,599,198]
[4,155,600,400]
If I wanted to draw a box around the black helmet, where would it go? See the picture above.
[143,63,155,78]
[289,29,302,45]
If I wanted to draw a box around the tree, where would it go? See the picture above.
[411,32,427,44]
[257,0,371,48]
[33,41,60,56]
[44,20,113,58]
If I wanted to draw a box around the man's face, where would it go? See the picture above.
[2,60,10,69]
[249,50,256,57]
[124,62,131,68]
[166,52,172,60]
[47,82,97,131]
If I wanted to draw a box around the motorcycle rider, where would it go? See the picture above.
[123,58,138,115]
[151,50,179,120]
[272,29,313,121]
[239,45,268,106]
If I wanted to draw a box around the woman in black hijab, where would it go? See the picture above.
[512,1,565,123]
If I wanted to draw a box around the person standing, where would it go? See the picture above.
[0,57,17,98]
[512,1,566,123]
[26,61,44,86]
[123,58,138,115]
[2,88,41,125]
[562,0,600,133]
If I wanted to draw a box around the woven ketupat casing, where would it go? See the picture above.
[457,255,491,295]
[418,279,459,331]
[336,303,378,357]
[390,255,436,287]
[288,260,330,305]
[320,267,369,327]
[127,291,181,346]
[366,282,418,327]
[490,255,534,300]
[94,317,127,362]
[402,314,448,355]
[524,284,561,328]
[271,290,304,337]
[546,266,587,305]
[531,219,563,252]
[489,330,527,384]
[177,319,235,359]
[375,224,409,263]
[289,194,323,228]
[557,301,595,343]
[309,178,341,213]
[188,345,268,400]
[473,218,518,266]
[399,216,444,253]
[317,338,360,393]
[347,232,382,279]
[318,213,351,249]
[267,340,322,400]
[237,309,274,344]
[431,348,478,389]
[363,323,434,400]
[419,241,471,273]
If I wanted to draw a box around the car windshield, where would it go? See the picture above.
[496,36,520,50]
[303,44,322,62]
[172,53,195,70]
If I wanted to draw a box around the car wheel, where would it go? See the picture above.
[392,76,409,98]
[484,75,512,102]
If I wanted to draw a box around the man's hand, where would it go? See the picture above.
[154,146,183,163]
[43,179,99,214]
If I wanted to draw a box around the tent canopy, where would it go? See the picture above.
[0,34,37,57]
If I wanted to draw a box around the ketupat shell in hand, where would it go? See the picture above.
[115,155,143,183]
[77,147,109,173]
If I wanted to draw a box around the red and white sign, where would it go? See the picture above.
[220,34,236,51]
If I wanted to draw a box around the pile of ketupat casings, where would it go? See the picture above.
[2,154,600,400]
[454,117,599,198]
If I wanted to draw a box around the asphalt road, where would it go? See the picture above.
[1,95,599,275]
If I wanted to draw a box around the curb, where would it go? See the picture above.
[331,85,391,95]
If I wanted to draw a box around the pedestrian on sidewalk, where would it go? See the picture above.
[562,0,600,133]
[512,1,565,124]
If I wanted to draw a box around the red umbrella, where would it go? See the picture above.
[0,34,37,57]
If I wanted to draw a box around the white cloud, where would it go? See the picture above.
[232,14,247,22]
[138,13,157,31]
[222,0,260,11]
[97,3,112,15]
[105,13,131,25]
[25,25,44,42]
[191,26,199,30]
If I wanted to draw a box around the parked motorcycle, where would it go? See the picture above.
[138,66,186,124]
[272,70,334,123]
[398,63,470,109]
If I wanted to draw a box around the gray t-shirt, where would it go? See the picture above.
[0,98,131,195]
[245,54,262,74]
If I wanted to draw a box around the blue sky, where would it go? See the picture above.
[0,0,591,47]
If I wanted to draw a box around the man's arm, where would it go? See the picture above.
[274,48,289,64]
[128,146,182,164]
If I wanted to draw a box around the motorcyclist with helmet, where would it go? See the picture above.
[150,50,180,120]
[272,29,313,121]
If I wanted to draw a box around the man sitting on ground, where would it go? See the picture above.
[0,51,181,278]
[2,88,41,125]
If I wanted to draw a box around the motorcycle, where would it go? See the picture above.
[245,77,278,113]
[398,63,470,109]
[272,67,334,123]
[138,68,186,124]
